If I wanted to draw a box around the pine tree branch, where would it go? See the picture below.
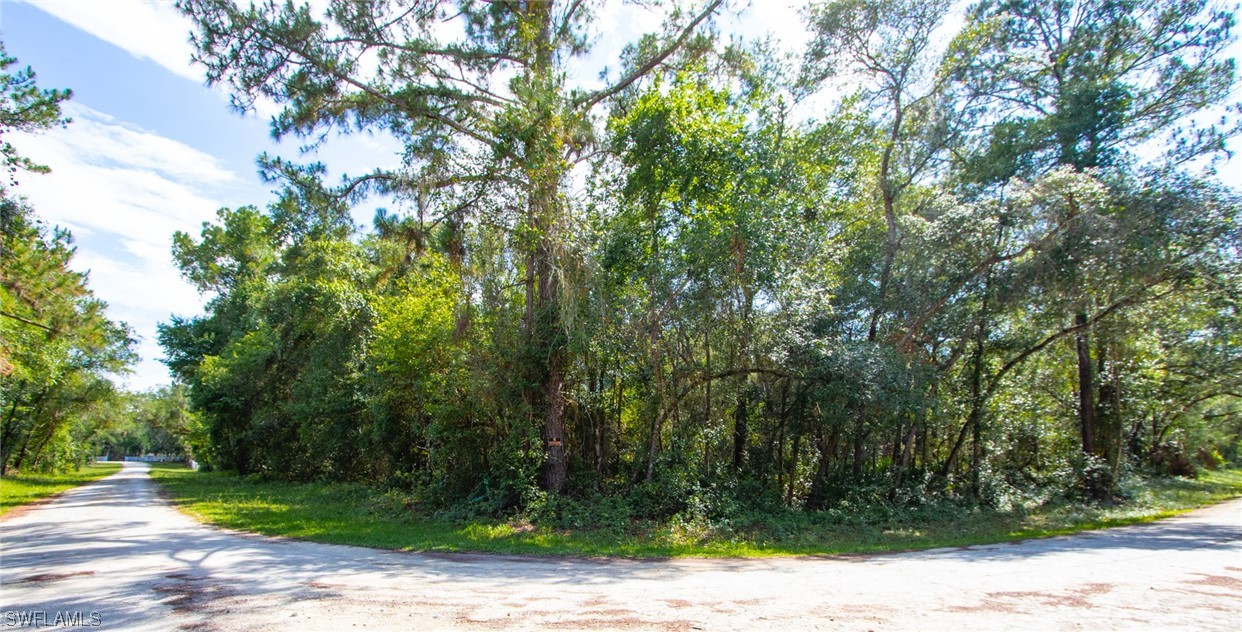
[574,0,723,111]
[0,310,57,333]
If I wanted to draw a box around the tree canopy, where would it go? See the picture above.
[154,0,1240,518]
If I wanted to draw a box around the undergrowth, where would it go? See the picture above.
[149,463,1242,558]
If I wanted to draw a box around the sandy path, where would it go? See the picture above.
[1,462,1239,630]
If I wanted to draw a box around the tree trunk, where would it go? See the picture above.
[524,2,569,494]
[777,380,789,491]
[0,395,24,474]
[787,433,801,505]
[1075,310,1097,456]
[851,412,866,479]
[704,332,711,424]
[807,425,835,510]
[732,390,748,472]
[537,217,567,493]
[868,92,904,343]
[12,434,31,474]
[969,315,987,493]
[645,409,662,483]
[1094,332,1123,471]
[594,371,604,482]
[703,330,712,474]
[895,422,916,487]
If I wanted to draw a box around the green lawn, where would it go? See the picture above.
[0,462,123,517]
[148,464,1242,558]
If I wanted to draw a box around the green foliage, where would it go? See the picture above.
[1,192,136,475]
[369,252,493,500]
[0,41,72,190]
[158,1,1241,532]
[151,461,1242,557]
[0,44,136,473]
[93,386,203,461]
[951,0,1237,180]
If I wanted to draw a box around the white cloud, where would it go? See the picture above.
[73,249,204,390]
[723,0,810,54]
[19,0,203,84]
[10,102,244,390]
[564,1,812,96]
[67,108,236,186]
[19,0,287,120]
[15,103,238,248]
[566,1,665,91]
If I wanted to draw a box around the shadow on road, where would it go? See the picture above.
[906,517,1242,564]
[3,463,1240,631]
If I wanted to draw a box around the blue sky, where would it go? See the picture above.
[2,0,412,389]
[2,0,1237,390]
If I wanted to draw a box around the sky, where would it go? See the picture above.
[1,0,1238,391]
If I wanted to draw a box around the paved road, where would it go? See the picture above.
[1,463,1240,630]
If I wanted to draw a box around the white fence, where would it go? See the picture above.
[120,455,183,463]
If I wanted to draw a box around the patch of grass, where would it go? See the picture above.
[148,464,1242,558]
[0,462,123,517]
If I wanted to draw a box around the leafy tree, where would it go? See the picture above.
[178,0,726,493]
[952,0,1237,181]
[940,0,1238,491]
[802,0,962,343]
[1,199,136,473]
[159,2,1242,518]
[160,205,280,473]
[0,45,136,473]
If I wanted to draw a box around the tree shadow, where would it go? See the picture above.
[2,462,1238,629]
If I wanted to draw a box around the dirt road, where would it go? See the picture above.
[1,463,1239,630]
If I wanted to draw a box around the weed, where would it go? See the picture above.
[148,464,1242,558]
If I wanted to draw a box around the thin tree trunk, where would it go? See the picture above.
[1075,310,1097,456]
[732,391,748,472]
[777,380,789,491]
[851,411,866,479]
[12,433,32,473]
[593,369,604,482]
[920,423,928,472]
[704,330,711,470]
[787,433,801,505]
[0,392,27,473]
[807,424,834,510]
[868,93,904,343]
[940,416,972,479]
[969,306,988,493]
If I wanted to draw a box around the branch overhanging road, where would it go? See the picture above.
[1,463,1239,631]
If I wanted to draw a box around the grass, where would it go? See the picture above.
[148,464,1242,558]
[0,462,123,517]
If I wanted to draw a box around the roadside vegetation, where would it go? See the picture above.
[156,0,1242,537]
[151,463,1242,557]
[1,43,136,476]
[1,44,199,477]
[4,0,1240,550]
[0,462,122,517]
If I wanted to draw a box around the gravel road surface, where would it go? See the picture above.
[1,462,1239,630]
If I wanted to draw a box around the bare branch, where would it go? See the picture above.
[574,0,723,111]
[0,310,58,333]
